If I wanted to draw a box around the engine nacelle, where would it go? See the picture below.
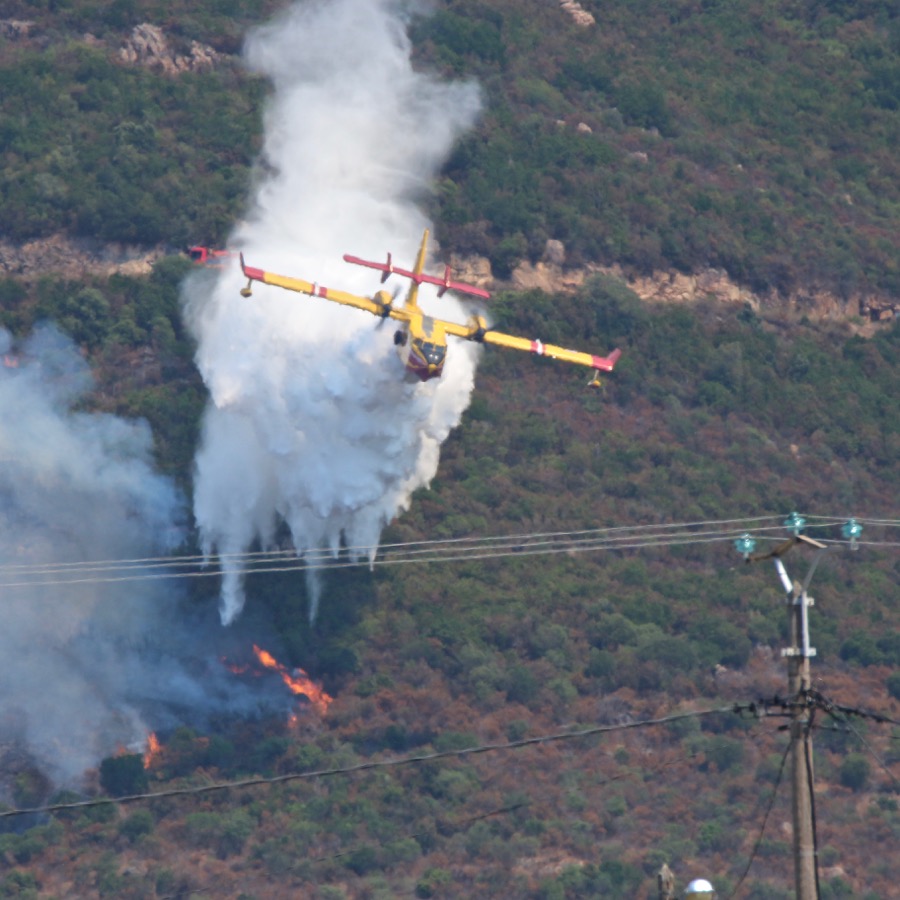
[373,289,393,317]
[466,315,489,341]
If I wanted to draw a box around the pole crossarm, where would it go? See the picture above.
[751,691,897,725]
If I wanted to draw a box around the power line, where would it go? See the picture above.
[0,514,787,577]
[725,739,792,900]
[13,511,900,577]
[160,750,703,900]
[0,704,741,820]
[3,514,896,589]
[820,704,900,790]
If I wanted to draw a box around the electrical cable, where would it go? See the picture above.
[0,704,741,820]
[805,709,822,900]
[724,738,791,900]
[2,516,897,589]
[151,748,705,898]
[3,514,786,569]
[822,709,900,789]
[0,515,788,580]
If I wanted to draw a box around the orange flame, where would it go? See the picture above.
[252,644,333,715]
[143,732,161,769]
[222,657,251,675]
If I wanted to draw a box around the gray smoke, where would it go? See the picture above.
[0,324,177,784]
[0,325,285,788]
[185,0,483,624]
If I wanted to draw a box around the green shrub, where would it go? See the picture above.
[119,809,154,843]
[99,754,147,797]
[838,754,870,791]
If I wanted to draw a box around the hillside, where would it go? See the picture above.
[0,2,898,899]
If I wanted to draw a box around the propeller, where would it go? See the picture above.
[375,286,402,327]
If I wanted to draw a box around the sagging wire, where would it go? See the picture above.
[0,704,743,820]
[3,513,897,589]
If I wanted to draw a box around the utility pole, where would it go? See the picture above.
[780,537,821,900]
[657,862,675,900]
[736,514,828,900]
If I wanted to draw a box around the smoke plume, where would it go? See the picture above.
[0,326,304,789]
[185,0,483,624]
[0,329,149,781]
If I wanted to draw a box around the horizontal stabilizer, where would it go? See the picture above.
[343,253,491,300]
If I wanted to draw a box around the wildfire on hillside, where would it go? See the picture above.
[222,645,333,717]
[252,644,333,716]
[143,732,161,770]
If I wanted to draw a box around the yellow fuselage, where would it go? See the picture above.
[397,314,447,381]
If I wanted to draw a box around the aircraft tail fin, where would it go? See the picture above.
[343,230,491,300]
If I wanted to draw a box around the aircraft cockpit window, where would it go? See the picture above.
[419,342,446,366]
[421,315,435,338]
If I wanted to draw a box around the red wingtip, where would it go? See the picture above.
[592,348,622,371]
[239,255,266,282]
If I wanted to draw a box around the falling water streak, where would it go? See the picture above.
[185,0,483,624]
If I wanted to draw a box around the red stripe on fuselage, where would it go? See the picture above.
[406,346,443,381]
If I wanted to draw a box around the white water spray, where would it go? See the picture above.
[185,0,483,624]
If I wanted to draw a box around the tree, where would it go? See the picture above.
[99,753,148,797]
[838,754,870,792]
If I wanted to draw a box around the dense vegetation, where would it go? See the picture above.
[0,44,264,248]
[0,2,898,899]
[3,1,900,298]
[414,0,900,294]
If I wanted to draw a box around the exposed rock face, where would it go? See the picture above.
[447,253,494,292]
[463,239,897,332]
[543,240,566,266]
[510,255,896,330]
[0,19,34,40]
[118,23,221,75]
[2,234,895,333]
[0,235,161,279]
[559,0,596,28]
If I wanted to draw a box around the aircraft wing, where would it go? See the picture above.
[241,256,411,323]
[443,317,622,373]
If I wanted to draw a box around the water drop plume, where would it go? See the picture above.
[185,0,483,624]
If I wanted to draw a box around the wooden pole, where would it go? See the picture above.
[786,580,817,900]
[657,862,676,900]
[745,529,826,899]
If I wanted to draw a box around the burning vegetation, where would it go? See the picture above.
[222,645,333,718]
[143,732,162,770]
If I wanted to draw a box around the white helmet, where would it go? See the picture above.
[685,879,715,896]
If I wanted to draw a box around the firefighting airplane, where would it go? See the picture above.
[239,230,621,385]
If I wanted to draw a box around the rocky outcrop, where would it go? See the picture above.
[559,0,595,28]
[453,239,897,333]
[0,235,161,279]
[118,23,221,75]
[0,20,34,40]
[2,234,895,333]
[512,257,896,331]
